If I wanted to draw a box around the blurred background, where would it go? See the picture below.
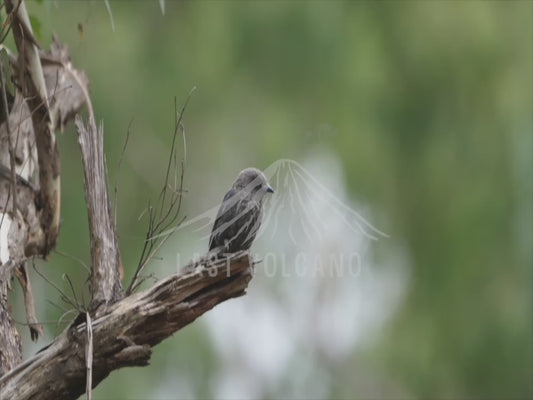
[9,1,532,399]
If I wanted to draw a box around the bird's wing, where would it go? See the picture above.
[231,201,262,251]
[209,188,237,250]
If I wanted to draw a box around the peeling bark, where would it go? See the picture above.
[0,1,89,379]
[6,0,61,254]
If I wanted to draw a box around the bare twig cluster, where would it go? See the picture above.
[127,91,195,295]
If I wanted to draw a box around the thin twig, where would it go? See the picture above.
[46,299,70,314]
[0,0,23,44]
[54,309,78,337]
[85,312,93,400]
[54,249,91,273]
[129,272,157,294]
[62,273,82,311]
[0,52,17,214]
[32,263,83,311]
[126,89,195,294]
[113,118,133,227]
[13,318,71,326]
[155,88,194,228]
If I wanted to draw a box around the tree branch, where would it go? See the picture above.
[1,7,89,374]
[75,115,122,311]
[0,251,253,400]
[5,0,61,254]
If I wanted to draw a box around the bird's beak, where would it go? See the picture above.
[266,184,274,193]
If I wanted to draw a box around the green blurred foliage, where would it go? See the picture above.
[9,1,532,399]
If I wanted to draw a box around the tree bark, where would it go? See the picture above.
[0,251,253,400]
[76,116,123,312]
[5,0,61,255]
[0,4,89,375]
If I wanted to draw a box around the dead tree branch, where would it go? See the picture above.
[1,6,89,374]
[76,115,123,311]
[0,251,253,400]
[5,0,60,254]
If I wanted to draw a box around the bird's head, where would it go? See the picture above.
[233,167,274,199]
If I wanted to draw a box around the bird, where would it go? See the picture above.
[209,167,274,253]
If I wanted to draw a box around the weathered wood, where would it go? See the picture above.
[0,284,22,377]
[0,251,253,400]
[5,0,61,254]
[75,116,123,311]
[0,9,89,376]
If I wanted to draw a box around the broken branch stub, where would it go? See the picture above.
[75,116,123,311]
